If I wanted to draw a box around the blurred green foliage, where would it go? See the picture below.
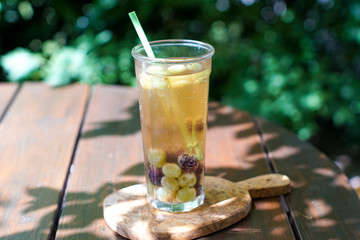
[0,0,359,153]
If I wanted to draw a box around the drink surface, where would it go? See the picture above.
[135,60,210,209]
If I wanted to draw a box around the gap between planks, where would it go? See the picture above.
[43,85,297,239]
[0,83,22,123]
[252,117,302,240]
[48,86,93,240]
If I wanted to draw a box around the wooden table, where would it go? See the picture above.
[0,82,359,240]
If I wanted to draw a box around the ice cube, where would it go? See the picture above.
[151,77,169,89]
[147,65,167,75]
[194,78,207,84]
[139,73,152,89]
[186,62,202,72]
[167,64,187,74]
[170,79,190,88]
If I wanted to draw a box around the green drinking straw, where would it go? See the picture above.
[128,11,203,160]
[128,11,155,58]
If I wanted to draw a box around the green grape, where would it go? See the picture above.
[147,180,155,197]
[156,187,175,202]
[148,148,166,167]
[162,163,181,178]
[178,173,197,188]
[176,187,196,202]
[161,176,179,192]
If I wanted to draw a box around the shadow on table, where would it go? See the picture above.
[253,118,360,239]
[3,103,358,240]
[82,101,141,138]
[80,101,256,139]
[5,158,357,239]
[0,180,140,240]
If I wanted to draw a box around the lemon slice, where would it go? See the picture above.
[169,69,211,88]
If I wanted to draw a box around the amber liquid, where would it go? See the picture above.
[135,59,211,211]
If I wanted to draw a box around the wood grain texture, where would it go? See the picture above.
[56,85,144,240]
[0,83,18,119]
[256,118,360,239]
[237,174,291,199]
[202,103,294,240]
[103,176,252,240]
[0,83,89,239]
[56,87,293,240]
[103,174,291,240]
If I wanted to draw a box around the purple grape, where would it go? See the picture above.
[194,162,204,195]
[195,185,203,196]
[148,167,164,186]
[195,162,204,175]
[178,153,199,173]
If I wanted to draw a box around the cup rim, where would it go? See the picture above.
[131,39,215,63]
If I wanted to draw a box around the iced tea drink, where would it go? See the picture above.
[132,40,214,212]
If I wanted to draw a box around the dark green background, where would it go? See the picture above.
[1,0,359,179]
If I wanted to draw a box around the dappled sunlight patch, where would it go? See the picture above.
[305,199,332,218]
[129,221,152,239]
[235,122,254,133]
[271,145,301,159]
[311,218,337,228]
[273,213,287,222]
[270,226,287,237]
[254,198,281,210]
[332,174,352,190]
[313,168,336,177]
[242,152,268,165]
[230,227,262,233]
[107,198,148,214]
[58,215,76,226]
[165,224,196,234]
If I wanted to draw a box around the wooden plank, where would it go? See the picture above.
[56,85,144,239]
[0,83,89,239]
[256,118,360,239]
[56,87,293,240]
[0,83,18,119]
[202,103,293,240]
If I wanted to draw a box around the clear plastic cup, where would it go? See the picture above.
[131,39,214,212]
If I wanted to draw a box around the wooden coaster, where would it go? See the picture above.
[103,174,290,240]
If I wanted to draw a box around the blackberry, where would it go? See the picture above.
[178,153,199,173]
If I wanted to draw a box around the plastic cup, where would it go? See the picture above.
[131,39,214,212]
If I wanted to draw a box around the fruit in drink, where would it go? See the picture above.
[162,163,181,178]
[148,148,166,167]
[136,60,210,204]
[178,153,199,173]
[178,173,197,188]
[156,187,175,202]
[176,187,197,202]
[148,167,164,186]
[161,176,180,191]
